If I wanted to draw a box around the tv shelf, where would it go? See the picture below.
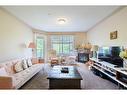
[89,58,127,89]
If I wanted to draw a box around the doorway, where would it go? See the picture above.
[36,37,45,60]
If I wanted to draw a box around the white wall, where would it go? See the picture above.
[0,8,33,62]
[87,7,127,47]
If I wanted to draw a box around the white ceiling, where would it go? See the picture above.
[3,6,120,32]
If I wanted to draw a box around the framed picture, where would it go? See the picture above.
[110,31,117,40]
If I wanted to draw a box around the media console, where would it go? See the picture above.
[89,58,127,89]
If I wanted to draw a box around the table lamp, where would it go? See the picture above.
[28,42,36,50]
[28,42,36,57]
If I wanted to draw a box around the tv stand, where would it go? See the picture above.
[89,58,127,89]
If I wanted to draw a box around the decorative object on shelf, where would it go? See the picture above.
[75,44,82,50]
[91,45,99,58]
[76,43,92,51]
[110,30,117,40]
[82,43,92,50]
[76,43,92,53]
[120,48,127,68]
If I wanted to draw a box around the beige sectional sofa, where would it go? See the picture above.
[0,58,44,89]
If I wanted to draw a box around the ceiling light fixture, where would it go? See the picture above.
[57,18,66,24]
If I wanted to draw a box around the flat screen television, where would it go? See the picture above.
[98,46,123,67]
[98,47,110,57]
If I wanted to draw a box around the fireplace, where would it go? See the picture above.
[77,53,89,63]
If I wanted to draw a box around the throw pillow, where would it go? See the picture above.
[14,61,23,73]
[0,67,9,76]
[27,59,32,67]
[22,59,28,69]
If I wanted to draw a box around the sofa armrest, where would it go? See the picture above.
[32,58,44,64]
[32,58,39,64]
[0,76,13,89]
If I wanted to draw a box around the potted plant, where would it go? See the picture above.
[119,48,127,68]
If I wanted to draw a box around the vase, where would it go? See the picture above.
[123,58,127,68]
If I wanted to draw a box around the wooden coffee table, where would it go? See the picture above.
[47,66,82,89]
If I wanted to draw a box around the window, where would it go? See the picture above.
[51,35,74,55]
[36,37,44,58]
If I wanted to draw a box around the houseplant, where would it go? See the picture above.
[119,48,127,68]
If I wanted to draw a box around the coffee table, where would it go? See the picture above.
[47,66,82,89]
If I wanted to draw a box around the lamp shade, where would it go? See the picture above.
[28,42,36,48]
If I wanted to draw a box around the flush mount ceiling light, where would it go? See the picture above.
[57,18,66,24]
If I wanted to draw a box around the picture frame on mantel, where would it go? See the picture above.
[110,31,117,40]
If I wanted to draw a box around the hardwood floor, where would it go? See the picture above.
[21,63,119,89]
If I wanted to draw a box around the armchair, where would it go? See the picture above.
[48,49,59,66]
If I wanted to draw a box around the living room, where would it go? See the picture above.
[0,5,127,91]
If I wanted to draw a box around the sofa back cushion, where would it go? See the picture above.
[0,67,9,76]
[22,59,28,69]
[0,61,16,75]
[27,59,32,67]
[14,61,23,73]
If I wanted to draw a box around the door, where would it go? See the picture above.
[36,37,44,59]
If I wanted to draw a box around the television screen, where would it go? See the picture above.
[110,46,122,57]
[98,47,110,57]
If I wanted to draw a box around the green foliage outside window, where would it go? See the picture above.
[51,35,74,55]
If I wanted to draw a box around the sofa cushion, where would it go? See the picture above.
[27,59,32,67]
[0,67,8,76]
[22,60,28,69]
[14,62,23,73]
[0,62,16,75]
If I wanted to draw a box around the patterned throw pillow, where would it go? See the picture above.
[27,59,32,67]
[14,62,23,73]
[22,59,28,69]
